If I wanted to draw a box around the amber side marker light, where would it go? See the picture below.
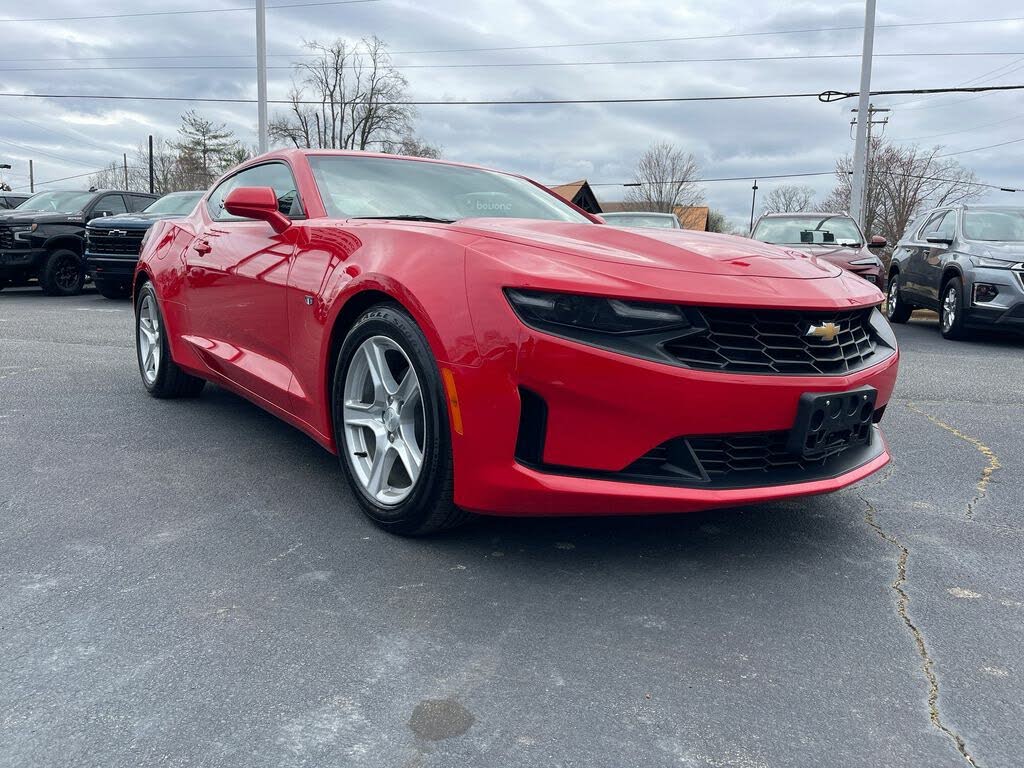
[441,368,464,435]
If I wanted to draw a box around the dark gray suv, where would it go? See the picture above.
[886,205,1024,339]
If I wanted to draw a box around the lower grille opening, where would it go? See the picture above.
[514,387,548,464]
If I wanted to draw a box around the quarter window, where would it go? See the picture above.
[207,162,303,221]
[94,194,128,216]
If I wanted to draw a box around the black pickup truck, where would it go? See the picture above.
[85,191,205,298]
[0,189,157,295]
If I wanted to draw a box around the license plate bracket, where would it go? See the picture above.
[787,386,877,460]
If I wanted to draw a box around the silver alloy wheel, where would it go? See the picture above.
[942,285,957,332]
[342,335,425,506]
[138,294,162,384]
[887,278,899,317]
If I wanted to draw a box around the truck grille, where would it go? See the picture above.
[663,307,879,375]
[86,227,145,256]
[0,226,14,249]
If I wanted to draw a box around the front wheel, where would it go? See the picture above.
[940,276,970,340]
[332,304,468,535]
[39,249,84,296]
[135,281,205,398]
[885,273,913,323]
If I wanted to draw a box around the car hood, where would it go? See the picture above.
[969,241,1024,262]
[87,213,171,230]
[0,211,78,226]
[454,219,843,279]
[765,243,873,267]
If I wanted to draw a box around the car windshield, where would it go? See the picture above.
[144,191,204,216]
[753,215,863,246]
[15,191,94,213]
[603,213,678,228]
[963,209,1024,242]
[307,155,591,223]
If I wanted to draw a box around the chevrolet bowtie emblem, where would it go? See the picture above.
[806,322,840,342]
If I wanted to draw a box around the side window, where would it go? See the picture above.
[208,162,303,221]
[94,194,128,216]
[130,194,154,211]
[923,211,954,240]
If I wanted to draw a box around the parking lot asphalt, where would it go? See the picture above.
[1,287,1022,768]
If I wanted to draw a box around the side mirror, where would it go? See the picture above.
[869,235,887,249]
[224,186,290,233]
[924,233,952,245]
[94,210,114,218]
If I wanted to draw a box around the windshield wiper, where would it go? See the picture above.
[351,214,456,223]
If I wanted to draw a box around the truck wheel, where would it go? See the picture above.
[40,249,85,296]
[94,279,131,300]
[885,272,913,324]
[940,276,970,341]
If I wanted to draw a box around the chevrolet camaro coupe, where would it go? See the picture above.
[134,150,899,535]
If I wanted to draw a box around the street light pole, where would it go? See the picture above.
[256,0,269,154]
[849,0,876,229]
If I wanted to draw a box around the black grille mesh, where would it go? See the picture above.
[86,227,145,256]
[688,432,829,479]
[664,307,878,375]
[0,226,15,249]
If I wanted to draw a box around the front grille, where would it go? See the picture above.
[663,307,878,375]
[0,226,14,249]
[688,432,835,480]
[86,227,145,256]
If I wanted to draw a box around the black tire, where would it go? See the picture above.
[94,279,131,300]
[39,249,85,296]
[332,303,469,536]
[940,276,970,341]
[885,271,913,324]
[135,281,206,398]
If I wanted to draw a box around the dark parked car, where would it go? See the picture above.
[0,189,157,295]
[85,191,204,299]
[751,213,886,289]
[601,211,682,229]
[1,193,31,210]
[886,205,1024,339]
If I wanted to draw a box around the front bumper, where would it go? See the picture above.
[85,253,139,281]
[447,319,899,516]
[963,266,1024,333]
[0,247,45,279]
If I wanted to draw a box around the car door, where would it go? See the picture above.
[182,161,304,410]
[918,209,955,305]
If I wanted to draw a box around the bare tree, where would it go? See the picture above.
[706,209,733,234]
[382,134,443,159]
[270,37,436,154]
[624,142,705,212]
[823,138,982,243]
[761,184,816,215]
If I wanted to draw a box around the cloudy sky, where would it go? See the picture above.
[1,0,1023,227]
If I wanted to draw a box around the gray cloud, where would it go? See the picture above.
[2,0,1023,228]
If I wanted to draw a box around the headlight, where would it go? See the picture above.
[849,256,881,267]
[505,288,691,335]
[970,256,1014,269]
[11,224,37,242]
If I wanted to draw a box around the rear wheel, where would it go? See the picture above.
[40,249,84,296]
[95,279,131,300]
[135,281,205,398]
[940,276,970,340]
[885,272,913,323]
[332,304,468,535]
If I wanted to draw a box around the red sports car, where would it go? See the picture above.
[134,150,898,535]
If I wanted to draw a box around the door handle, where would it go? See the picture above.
[192,239,212,256]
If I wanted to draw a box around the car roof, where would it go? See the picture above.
[602,211,675,216]
[759,212,853,218]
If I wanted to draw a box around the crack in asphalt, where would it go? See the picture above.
[861,496,981,768]
[906,402,1001,521]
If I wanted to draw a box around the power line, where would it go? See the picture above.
[0,113,121,154]
[890,112,1024,143]
[3,83,1024,108]
[9,51,1024,74]
[936,136,1024,158]
[0,136,101,168]
[0,0,381,24]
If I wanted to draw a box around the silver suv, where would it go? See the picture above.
[886,205,1024,339]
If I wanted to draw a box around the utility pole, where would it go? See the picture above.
[123,153,129,189]
[29,159,34,192]
[256,0,269,154]
[749,179,759,234]
[148,135,155,193]
[850,105,889,228]
[849,0,876,229]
